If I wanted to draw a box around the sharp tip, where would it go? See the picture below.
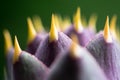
[3,29,13,53]
[81,16,87,27]
[27,17,37,43]
[54,14,61,31]
[110,15,117,31]
[77,7,80,14]
[110,15,117,40]
[74,7,83,33]
[49,14,58,42]
[61,17,71,31]
[32,16,45,32]
[13,36,22,63]
[88,14,97,30]
[103,16,112,43]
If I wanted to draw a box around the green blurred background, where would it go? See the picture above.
[0,0,120,79]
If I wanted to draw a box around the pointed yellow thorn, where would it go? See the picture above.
[3,29,13,53]
[13,36,22,64]
[70,42,80,58]
[49,14,58,42]
[88,14,97,31]
[110,15,117,31]
[110,15,117,39]
[61,17,71,31]
[103,16,112,43]
[74,7,83,33]
[81,16,87,27]
[32,16,45,32]
[27,17,37,43]
[54,14,61,31]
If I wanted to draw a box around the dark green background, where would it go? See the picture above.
[0,0,120,79]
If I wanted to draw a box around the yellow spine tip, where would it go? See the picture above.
[32,16,45,32]
[110,15,117,39]
[74,7,83,33]
[81,16,87,27]
[13,36,22,64]
[3,29,13,53]
[49,14,58,42]
[27,17,37,43]
[103,16,112,43]
[54,14,61,31]
[88,14,97,31]
[61,17,71,31]
[110,15,117,30]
